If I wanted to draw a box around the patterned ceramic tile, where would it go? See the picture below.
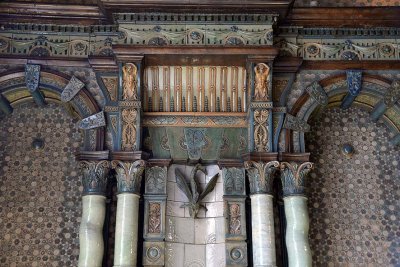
[0,102,82,267]
[306,107,400,266]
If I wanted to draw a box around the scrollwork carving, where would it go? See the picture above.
[244,161,279,194]
[280,161,314,197]
[254,109,269,152]
[111,160,145,194]
[229,203,241,235]
[148,202,161,234]
[121,109,137,151]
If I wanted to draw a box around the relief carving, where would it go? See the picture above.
[121,108,137,151]
[280,161,314,197]
[254,109,269,152]
[145,166,167,194]
[148,202,161,234]
[79,160,110,195]
[102,77,118,101]
[244,161,279,194]
[223,168,245,196]
[254,63,270,101]
[122,63,138,100]
[384,80,400,107]
[61,76,84,102]
[229,203,241,235]
[111,160,145,194]
[78,111,106,130]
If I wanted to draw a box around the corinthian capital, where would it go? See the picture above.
[244,161,279,194]
[111,160,146,194]
[79,160,110,196]
[280,162,314,197]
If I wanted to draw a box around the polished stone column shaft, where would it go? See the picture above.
[114,193,140,267]
[284,196,311,267]
[251,194,276,267]
[79,195,107,267]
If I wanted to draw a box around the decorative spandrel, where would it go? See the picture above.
[244,161,279,194]
[280,161,314,197]
[175,164,219,218]
[79,160,110,195]
[111,160,146,194]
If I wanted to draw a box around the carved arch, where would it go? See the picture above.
[286,74,400,152]
[0,68,105,150]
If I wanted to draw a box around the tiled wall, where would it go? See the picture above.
[165,164,226,267]
[306,107,400,266]
[0,102,82,266]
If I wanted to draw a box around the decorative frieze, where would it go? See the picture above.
[305,81,328,106]
[111,160,146,194]
[280,161,314,197]
[61,76,85,102]
[143,114,247,128]
[78,111,106,130]
[244,161,279,194]
[79,160,110,196]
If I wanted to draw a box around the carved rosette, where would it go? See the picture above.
[253,109,269,152]
[111,160,145,194]
[79,160,110,196]
[143,241,165,266]
[244,161,279,195]
[226,242,248,266]
[121,108,138,151]
[280,162,314,197]
[145,166,167,194]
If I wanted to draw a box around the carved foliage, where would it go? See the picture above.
[229,203,241,235]
[306,81,328,106]
[346,70,363,96]
[244,161,279,194]
[148,202,161,234]
[254,109,269,152]
[61,76,84,102]
[111,160,145,194]
[253,63,270,101]
[121,109,138,151]
[384,80,400,107]
[78,111,106,130]
[79,160,110,195]
[280,161,314,197]
[145,166,167,194]
[102,77,118,101]
[25,64,40,92]
[183,128,208,160]
[122,63,138,100]
[223,168,245,196]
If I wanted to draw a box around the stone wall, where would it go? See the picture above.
[0,102,82,266]
[306,107,399,266]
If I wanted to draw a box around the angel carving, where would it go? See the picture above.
[254,63,270,101]
[175,164,219,218]
[122,63,138,100]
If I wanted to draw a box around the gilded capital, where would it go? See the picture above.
[280,161,314,197]
[79,160,110,196]
[112,160,145,194]
[244,161,279,194]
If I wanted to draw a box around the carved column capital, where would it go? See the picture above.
[79,160,110,196]
[111,160,146,194]
[244,160,279,195]
[280,161,314,197]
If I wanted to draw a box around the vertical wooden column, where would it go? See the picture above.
[219,160,248,266]
[279,153,314,267]
[76,151,110,267]
[142,159,171,266]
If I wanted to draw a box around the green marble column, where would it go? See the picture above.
[77,151,110,267]
[280,160,313,267]
[111,154,146,267]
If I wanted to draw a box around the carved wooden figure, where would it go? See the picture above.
[254,63,270,101]
[122,63,138,100]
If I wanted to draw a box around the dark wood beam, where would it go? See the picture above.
[302,60,400,71]
[283,7,400,28]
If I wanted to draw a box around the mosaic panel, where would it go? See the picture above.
[306,107,400,266]
[294,0,400,6]
[0,102,83,267]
